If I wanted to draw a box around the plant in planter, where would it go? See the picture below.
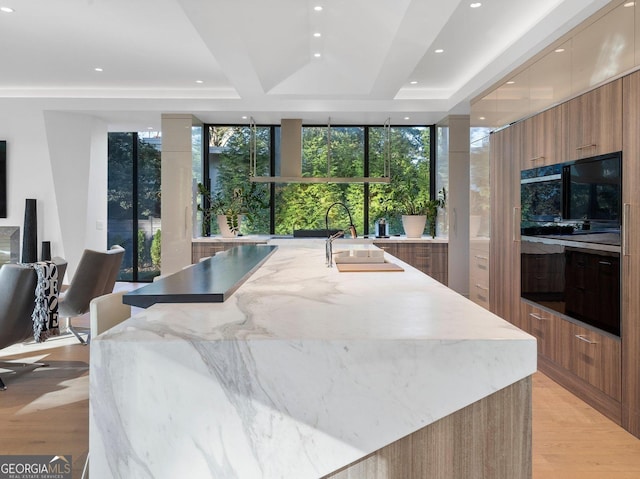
[197,183,267,237]
[392,178,446,238]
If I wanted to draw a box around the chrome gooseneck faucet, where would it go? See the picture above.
[325,202,357,267]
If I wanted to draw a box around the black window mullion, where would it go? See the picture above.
[269,126,276,234]
[364,127,370,236]
[132,133,139,281]
[202,126,211,236]
[429,124,436,199]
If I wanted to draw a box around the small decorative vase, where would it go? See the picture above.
[402,215,426,238]
[41,241,51,261]
[217,214,241,238]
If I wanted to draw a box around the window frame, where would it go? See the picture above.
[201,123,437,237]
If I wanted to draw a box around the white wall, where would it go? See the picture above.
[0,99,108,279]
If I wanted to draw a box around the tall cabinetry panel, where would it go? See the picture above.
[489,126,521,326]
[622,72,640,437]
[563,79,623,161]
[469,133,490,309]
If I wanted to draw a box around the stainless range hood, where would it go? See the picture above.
[249,118,391,184]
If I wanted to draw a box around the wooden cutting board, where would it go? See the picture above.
[336,262,404,272]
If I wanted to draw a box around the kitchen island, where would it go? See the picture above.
[90,241,536,479]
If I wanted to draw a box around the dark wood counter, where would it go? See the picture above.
[123,244,277,308]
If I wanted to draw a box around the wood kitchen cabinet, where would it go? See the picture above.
[192,240,267,263]
[469,241,490,310]
[622,71,640,436]
[469,132,490,310]
[520,301,558,362]
[373,241,448,285]
[521,298,622,422]
[563,78,622,161]
[490,126,521,325]
[521,105,563,169]
[562,321,622,402]
[485,59,638,439]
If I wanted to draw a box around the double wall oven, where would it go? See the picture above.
[520,152,622,337]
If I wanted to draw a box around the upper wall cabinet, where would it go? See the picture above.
[529,40,572,113]
[472,1,636,130]
[494,70,531,128]
[521,106,564,169]
[572,2,635,94]
[563,79,622,161]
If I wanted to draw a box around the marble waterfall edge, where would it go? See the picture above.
[90,243,536,479]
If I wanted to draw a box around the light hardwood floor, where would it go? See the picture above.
[1,308,639,478]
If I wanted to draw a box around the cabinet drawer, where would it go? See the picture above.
[470,251,490,272]
[521,301,558,362]
[470,279,490,308]
[560,321,621,401]
[469,263,489,286]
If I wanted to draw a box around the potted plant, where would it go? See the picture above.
[392,180,446,238]
[197,183,267,238]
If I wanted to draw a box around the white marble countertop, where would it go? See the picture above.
[90,242,535,479]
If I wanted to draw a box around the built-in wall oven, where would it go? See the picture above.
[520,153,622,337]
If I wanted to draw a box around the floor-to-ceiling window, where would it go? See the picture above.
[200,126,271,236]
[275,126,365,235]
[107,131,161,281]
[200,123,435,237]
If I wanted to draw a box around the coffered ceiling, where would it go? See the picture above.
[0,0,611,130]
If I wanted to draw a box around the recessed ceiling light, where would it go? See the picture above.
[434,49,444,54]
[404,117,410,120]
[195,80,204,84]
[479,116,486,120]
[470,2,482,8]
[241,116,248,120]
[147,127,154,130]
[554,48,565,53]
[314,5,323,11]
[624,2,635,7]
[410,81,418,85]
[506,80,515,85]
[94,67,103,72]
[314,52,321,58]
[0,6,14,13]
[313,32,321,38]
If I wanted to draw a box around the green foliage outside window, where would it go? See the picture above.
[369,126,432,235]
[204,127,270,235]
[202,124,434,237]
[150,229,161,267]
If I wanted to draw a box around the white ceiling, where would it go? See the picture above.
[0,0,612,130]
